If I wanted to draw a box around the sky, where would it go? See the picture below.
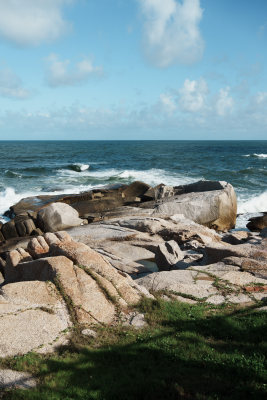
[0,0,267,140]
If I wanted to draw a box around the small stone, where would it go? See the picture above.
[130,313,147,328]
[0,369,37,390]
[81,329,97,338]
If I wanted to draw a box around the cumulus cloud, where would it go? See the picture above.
[255,92,267,104]
[0,68,30,99]
[138,0,204,67]
[160,93,176,113]
[46,54,103,87]
[216,87,234,116]
[0,0,71,46]
[179,78,208,112]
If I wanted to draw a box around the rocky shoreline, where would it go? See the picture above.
[0,179,267,362]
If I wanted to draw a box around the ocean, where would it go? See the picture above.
[0,140,267,228]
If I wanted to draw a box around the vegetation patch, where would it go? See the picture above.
[0,299,266,400]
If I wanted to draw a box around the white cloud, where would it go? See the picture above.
[160,94,176,112]
[216,87,234,116]
[0,0,71,46]
[46,54,103,87]
[138,0,204,67]
[0,68,30,99]
[255,92,267,104]
[179,78,208,112]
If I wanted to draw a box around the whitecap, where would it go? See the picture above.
[243,153,267,158]
[69,163,90,172]
[238,191,267,214]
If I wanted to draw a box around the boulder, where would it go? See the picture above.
[122,181,151,201]
[155,240,184,271]
[37,202,83,232]
[247,214,267,232]
[153,181,237,231]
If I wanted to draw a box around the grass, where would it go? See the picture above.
[1,298,267,400]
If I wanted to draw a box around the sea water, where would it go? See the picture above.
[0,140,267,228]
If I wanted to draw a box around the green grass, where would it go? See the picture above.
[1,299,267,400]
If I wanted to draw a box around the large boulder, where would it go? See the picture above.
[153,181,237,231]
[37,202,83,232]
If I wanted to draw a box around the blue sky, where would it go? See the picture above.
[0,0,267,139]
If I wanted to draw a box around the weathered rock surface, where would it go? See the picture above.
[155,240,184,271]
[37,202,83,232]
[153,181,237,231]
[0,280,71,358]
[0,369,37,389]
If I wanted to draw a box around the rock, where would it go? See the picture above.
[122,181,151,201]
[49,240,143,305]
[37,202,83,232]
[27,236,50,258]
[247,214,267,232]
[1,220,18,240]
[136,270,218,299]
[155,184,175,200]
[0,280,71,358]
[155,240,184,271]
[223,256,267,279]
[203,242,267,264]
[81,329,97,338]
[153,181,237,232]
[130,313,147,328]
[3,255,118,325]
[222,231,251,245]
[0,369,37,389]
[0,230,5,242]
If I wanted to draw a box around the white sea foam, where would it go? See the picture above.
[238,191,267,214]
[117,169,199,186]
[71,163,90,172]
[0,188,38,222]
[243,153,267,158]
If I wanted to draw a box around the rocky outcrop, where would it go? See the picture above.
[247,214,267,232]
[153,181,237,231]
[0,231,153,357]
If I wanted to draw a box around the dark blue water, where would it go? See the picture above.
[0,140,267,226]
